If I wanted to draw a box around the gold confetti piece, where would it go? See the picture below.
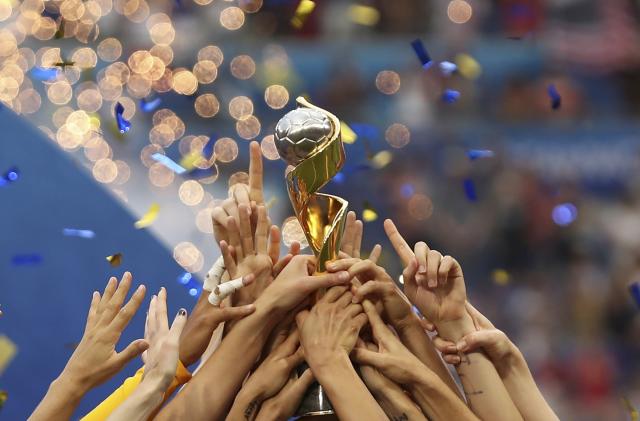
[134,203,160,229]
[341,121,357,144]
[265,196,277,209]
[363,202,378,222]
[0,390,6,410]
[455,53,481,80]
[623,397,639,421]
[348,5,380,26]
[106,253,123,267]
[371,150,393,169]
[179,151,205,171]
[0,335,17,376]
[491,269,510,286]
[291,0,316,29]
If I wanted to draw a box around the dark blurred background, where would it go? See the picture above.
[2,0,640,419]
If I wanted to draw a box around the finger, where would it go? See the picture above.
[289,241,301,256]
[110,284,146,333]
[295,309,309,329]
[465,301,495,330]
[443,354,462,365]
[168,308,188,342]
[383,219,414,265]
[341,211,356,257]
[84,291,101,332]
[427,250,443,289]
[456,329,506,353]
[353,312,368,331]
[254,206,269,254]
[273,254,293,277]
[267,225,281,265]
[238,204,254,255]
[220,240,237,276]
[346,260,391,285]
[368,244,382,264]
[352,347,386,369]
[326,258,361,272]
[438,255,455,287]
[155,287,168,332]
[353,281,395,304]
[402,257,419,291]
[211,207,230,244]
[335,290,354,308]
[362,300,393,345]
[148,294,157,339]
[346,303,364,318]
[217,304,256,322]
[303,271,351,294]
[101,272,133,324]
[414,242,429,286]
[222,197,240,226]
[209,274,255,306]
[352,220,363,258]
[248,141,264,204]
[233,183,251,210]
[433,335,457,354]
[114,338,149,368]
[226,216,243,260]
[279,329,300,357]
[284,368,315,406]
[322,285,349,303]
[419,317,435,332]
[285,346,305,369]
[97,277,117,316]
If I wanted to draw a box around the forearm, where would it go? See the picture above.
[105,381,164,421]
[371,384,426,421]
[501,350,559,421]
[226,386,262,421]
[29,373,87,421]
[397,316,463,399]
[407,369,478,420]
[156,304,279,421]
[437,316,522,421]
[313,353,387,421]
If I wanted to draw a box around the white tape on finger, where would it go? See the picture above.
[208,277,245,306]
[203,256,226,292]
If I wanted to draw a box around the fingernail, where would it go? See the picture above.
[178,308,187,316]
[419,265,426,273]
[338,271,349,281]
[456,340,466,351]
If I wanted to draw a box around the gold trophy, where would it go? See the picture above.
[274,97,349,416]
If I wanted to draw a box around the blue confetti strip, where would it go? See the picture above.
[12,254,43,266]
[547,84,561,110]
[442,89,460,103]
[629,282,640,308]
[30,67,59,81]
[439,61,457,76]
[410,39,433,69]
[151,153,186,174]
[467,149,495,160]
[463,178,477,201]
[140,97,162,112]
[62,228,96,239]
[177,272,202,298]
[115,102,131,133]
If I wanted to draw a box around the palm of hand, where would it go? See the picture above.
[405,270,467,324]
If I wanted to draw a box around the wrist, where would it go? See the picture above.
[307,349,351,380]
[56,369,91,399]
[435,312,475,342]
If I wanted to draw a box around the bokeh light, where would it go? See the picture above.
[198,45,224,67]
[282,216,309,249]
[552,203,578,226]
[447,0,473,24]
[92,158,118,183]
[375,70,401,95]
[220,6,245,30]
[228,96,253,120]
[236,115,261,140]
[260,135,280,160]
[179,180,204,206]
[230,55,255,80]
[148,161,175,187]
[194,93,220,118]
[385,123,411,148]
[173,242,204,273]
[264,84,289,109]
[213,137,239,163]
[408,194,434,221]
[97,38,122,62]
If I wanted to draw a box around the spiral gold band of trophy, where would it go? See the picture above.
[284,97,348,416]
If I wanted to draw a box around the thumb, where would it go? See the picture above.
[402,257,418,288]
[116,338,149,367]
[352,347,386,370]
[218,304,256,322]
[456,329,506,354]
[305,271,351,293]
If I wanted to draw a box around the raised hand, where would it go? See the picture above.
[255,369,315,421]
[383,219,467,326]
[339,211,382,262]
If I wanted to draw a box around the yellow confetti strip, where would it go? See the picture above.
[363,202,378,222]
[348,5,380,26]
[491,269,510,286]
[623,397,639,421]
[134,203,160,229]
[455,53,482,80]
[179,151,205,172]
[371,150,393,169]
[265,196,277,209]
[106,253,123,267]
[0,335,17,376]
[0,390,6,409]
[291,0,316,29]
[341,121,357,144]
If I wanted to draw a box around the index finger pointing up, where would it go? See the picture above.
[383,219,414,266]
[249,141,264,204]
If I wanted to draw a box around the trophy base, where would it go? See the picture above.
[294,363,334,417]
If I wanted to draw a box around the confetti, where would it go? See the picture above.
[114,102,131,134]
[0,167,19,187]
[0,390,6,410]
[623,397,639,421]
[371,150,393,169]
[547,84,561,110]
[30,67,59,81]
[180,151,206,172]
[348,4,380,26]
[442,89,461,103]
[106,253,122,267]
[134,203,160,229]
[53,60,75,68]
[11,254,42,266]
[62,228,96,239]
[265,196,277,209]
[551,203,577,226]
[491,269,510,285]
[463,178,477,201]
[629,283,640,309]
[455,53,481,79]
[341,121,358,144]
[467,149,495,160]
[140,97,162,113]
[362,202,378,222]
[151,153,186,175]
[439,61,457,76]
[0,335,17,376]
[411,38,433,69]
[291,0,316,29]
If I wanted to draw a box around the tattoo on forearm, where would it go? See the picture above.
[244,399,259,420]
[391,413,408,421]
